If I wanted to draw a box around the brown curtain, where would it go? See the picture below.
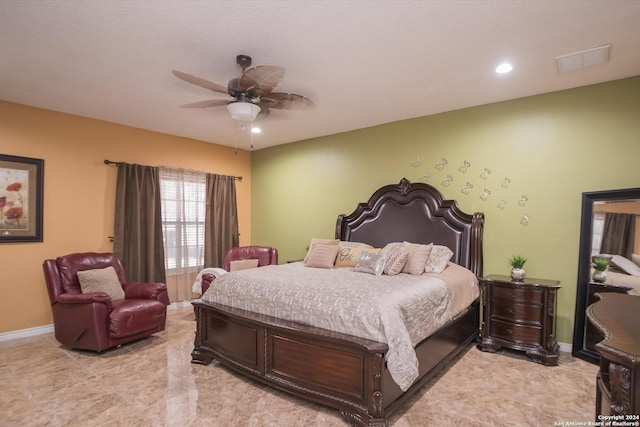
[203,174,238,268]
[600,212,636,258]
[114,163,166,284]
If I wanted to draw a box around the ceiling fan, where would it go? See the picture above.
[172,55,315,122]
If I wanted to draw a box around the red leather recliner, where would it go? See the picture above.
[43,252,169,352]
[200,245,278,295]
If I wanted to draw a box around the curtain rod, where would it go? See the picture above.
[104,160,242,181]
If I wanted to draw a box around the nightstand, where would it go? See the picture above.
[478,274,561,366]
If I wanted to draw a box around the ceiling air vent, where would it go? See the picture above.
[554,44,611,73]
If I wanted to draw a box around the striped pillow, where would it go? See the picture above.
[304,238,339,262]
[304,244,340,268]
[401,242,434,275]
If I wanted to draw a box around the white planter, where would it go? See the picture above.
[592,270,607,283]
[511,268,525,281]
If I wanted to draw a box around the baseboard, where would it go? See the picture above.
[168,300,193,310]
[558,341,572,353]
[0,300,194,344]
[0,324,54,343]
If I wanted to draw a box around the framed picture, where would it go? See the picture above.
[0,154,44,243]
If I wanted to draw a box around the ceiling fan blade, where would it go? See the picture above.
[261,92,315,110]
[180,99,230,108]
[172,70,229,94]
[255,103,270,120]
[239,65,285,97]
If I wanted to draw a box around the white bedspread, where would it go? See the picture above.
[192,267,228,294]
[201,262,478,391]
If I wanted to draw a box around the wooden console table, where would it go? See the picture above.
[585,282,632,353]
[587,293,640,417]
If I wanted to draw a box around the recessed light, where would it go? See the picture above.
[495,63,513,74]
[251,126,261,134]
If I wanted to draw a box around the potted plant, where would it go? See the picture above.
[591,257,610,283]
[508,255,527,281]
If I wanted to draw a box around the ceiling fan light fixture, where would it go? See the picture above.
[227,101,260,122]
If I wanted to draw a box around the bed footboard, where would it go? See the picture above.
[192,298,478,426]
[192,299,390,426]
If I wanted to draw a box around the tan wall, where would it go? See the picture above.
[0,101,251,333]
[252,76,640,344]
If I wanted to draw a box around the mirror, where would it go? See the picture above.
[572,187,640,364]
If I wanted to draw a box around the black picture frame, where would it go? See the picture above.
[0,154,44,243]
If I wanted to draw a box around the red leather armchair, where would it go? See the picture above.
[200,245,278,295]
[43,252,169,352]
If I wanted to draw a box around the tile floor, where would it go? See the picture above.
[0,307,598,426]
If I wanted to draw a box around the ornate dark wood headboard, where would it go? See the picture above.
[335,178,484,276]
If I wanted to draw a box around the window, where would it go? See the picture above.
[159,168,206,271]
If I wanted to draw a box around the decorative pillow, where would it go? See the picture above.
[611,255,640,277]
[384,251,409,276]
[380,242,404,255]
[230,259,260,272]
[335,246,380,267]
[304,244,340,268]
[425,245,454,273]
[354,251,389,276]
[304,238,340,262]
[632,254,640,267]
[77,266,125,301]
[401,242,433,275]
[339,241,374,249]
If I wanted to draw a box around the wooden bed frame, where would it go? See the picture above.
[192,178,484,426]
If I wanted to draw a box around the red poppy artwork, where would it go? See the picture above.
[0,154,44,242]
[0,172,28,230]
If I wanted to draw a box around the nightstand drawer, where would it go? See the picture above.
[490,319,541,344]
[491,302,542,324]
[492,285,543,304]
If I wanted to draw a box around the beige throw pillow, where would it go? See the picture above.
[425,245,454,273]
[335,246,380,267]
[401,242,434,275]
[380,242,404,255]
[338,241,374,249]
[304,244,340,268]
[230,259,260,272]
[304,238,340,262]
[77,266,125,301]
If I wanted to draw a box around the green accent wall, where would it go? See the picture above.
[251,75,640,345]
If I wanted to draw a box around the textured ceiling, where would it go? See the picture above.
[1,1,639,150]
